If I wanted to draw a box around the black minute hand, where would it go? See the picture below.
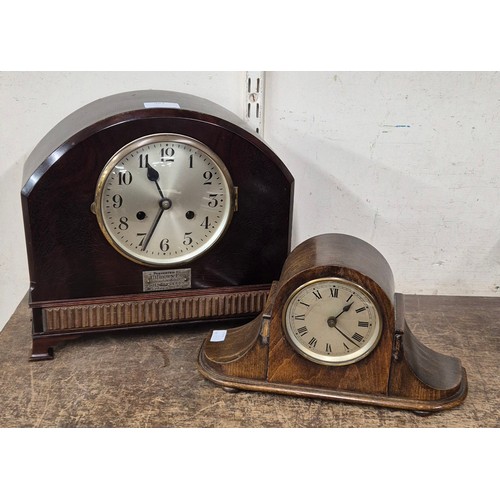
[334,325,360,348]
[142,207,164,251]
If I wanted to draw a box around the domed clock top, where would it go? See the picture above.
[21,90,293,360]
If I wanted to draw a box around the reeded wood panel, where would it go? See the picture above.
[42,289,269,333]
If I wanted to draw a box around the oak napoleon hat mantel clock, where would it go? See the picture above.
[21,90,294,360]
[198,233,468,412]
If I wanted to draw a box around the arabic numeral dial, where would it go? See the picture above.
[94,133,236,266]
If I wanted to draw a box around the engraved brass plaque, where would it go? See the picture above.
[142,269,191,292]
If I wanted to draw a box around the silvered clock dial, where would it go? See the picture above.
[93,133,236,266]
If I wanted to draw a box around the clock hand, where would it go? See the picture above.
[146,161,165,198]
[326,301,354,328]
[141,198,172,251]
[334,301,354,320]
[142,207,164,251]
[326,310,360,348]
[333,324,360,348]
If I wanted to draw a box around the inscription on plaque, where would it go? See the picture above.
[143,269,192,292]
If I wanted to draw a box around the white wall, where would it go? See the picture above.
[265,72,500,297]
[1,71,499,330]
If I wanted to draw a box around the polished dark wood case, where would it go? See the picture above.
[22,90,294,360]
[198,234,468,412]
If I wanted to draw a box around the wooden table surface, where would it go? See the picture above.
[0,294,498,427]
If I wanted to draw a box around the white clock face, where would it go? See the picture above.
[283,278,382,366]
[94,134,235,266]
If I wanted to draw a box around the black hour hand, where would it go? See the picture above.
[335,301,353,320]
[146,162,159,182]
[146,162,164,198]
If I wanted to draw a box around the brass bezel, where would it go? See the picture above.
[93,133,235,267]
[282,277,383,366]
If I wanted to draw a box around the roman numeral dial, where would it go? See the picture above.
[94,134,236,266]
[283,278,383,366]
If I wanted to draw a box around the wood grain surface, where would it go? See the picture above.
[22,90,293,304]
[0,294,498,427]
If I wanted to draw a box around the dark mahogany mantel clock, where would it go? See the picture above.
[198,233,468,412]
[21,90,294,360]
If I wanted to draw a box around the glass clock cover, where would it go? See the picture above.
[94,133,235,266]
[283,277,383,366]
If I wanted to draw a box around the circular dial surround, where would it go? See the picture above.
[94,133,235,266]
[283,277,383,366]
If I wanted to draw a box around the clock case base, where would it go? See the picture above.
[30,284,269,361]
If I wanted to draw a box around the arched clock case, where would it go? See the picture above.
[21,90,294,360]
[198,234,468,412]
